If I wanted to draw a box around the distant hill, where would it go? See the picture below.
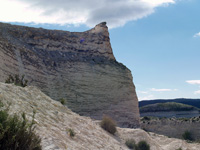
[140,102,200,113]
[139,98,200,108]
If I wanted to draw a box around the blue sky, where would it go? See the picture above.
[0,0,200,100]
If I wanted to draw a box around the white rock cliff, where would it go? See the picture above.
[0,22,139,127]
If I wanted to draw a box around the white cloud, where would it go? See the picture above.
[0,0,175,28]
[150,88,173,92]
[194,90,200,95]
[194,32,200,38]
[138,94,154,101]
[141,0,175,7]
[186,80,200,95]
[138,91,148,94]
[186,80,200,85]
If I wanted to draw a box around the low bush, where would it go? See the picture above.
[143,116,150,121]
[137,141,150,150]
[67,128,75,138]
[0,101,41,150]
[182,130,193,141]
[59,98,66,105]
[125,139,137,149]
[100,115,116,135]
[5,74,28,87]
[125,139,150,150]
[176,148,182,150]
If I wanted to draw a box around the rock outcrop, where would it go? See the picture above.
[0,22,139,127]
[0,83,199,150]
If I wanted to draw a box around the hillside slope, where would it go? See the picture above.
[140,102,200,118]
[140,102,200,112]
[0,82,199,150]
[139,98,200,108]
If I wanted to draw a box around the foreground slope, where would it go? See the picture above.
[0,22,139,127]
[0,82,199,150]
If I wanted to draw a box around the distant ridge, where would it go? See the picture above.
[140,102,200,113]
[139,98,200,108]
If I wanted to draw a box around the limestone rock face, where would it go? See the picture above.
[0,22,140,127]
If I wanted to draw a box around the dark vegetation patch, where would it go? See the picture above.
[139,98,200,109]
[0,101,41,150]
[67,128,75,138]
[5,74,28,87]
[125,139,150,150]
[182,130,193,141]
[140,102,199,113]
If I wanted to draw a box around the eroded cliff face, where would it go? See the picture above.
[0,22,140,127]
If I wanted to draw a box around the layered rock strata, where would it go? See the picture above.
[0,22,140,127]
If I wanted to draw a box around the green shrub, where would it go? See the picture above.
[176,148,182,150]
[137,140,150,150]
[100,115,116,135]
[125,140,150,150]
[182,130,193,141]
[143,116,150,121]
[59,98,66,105]
[0,101,41,150]
[125,139,137,149]
[5,74,28,87]
[67,128,75,138]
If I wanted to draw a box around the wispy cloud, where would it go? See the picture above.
[194,90,200,95]
[0,0,175,28]
[138,94,154,101]
[138,91,148,94]
[186,80,200,85]
[186,80,200,95]
[194,32,200,38]
[150,88,176,92]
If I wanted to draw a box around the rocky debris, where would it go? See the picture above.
[0,82,199,150]
[140,110,200,118]
[0,22,139,127]
[141,117,200,140]
[118,128,200,150]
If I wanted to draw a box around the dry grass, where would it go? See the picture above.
[100,115,116,135]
